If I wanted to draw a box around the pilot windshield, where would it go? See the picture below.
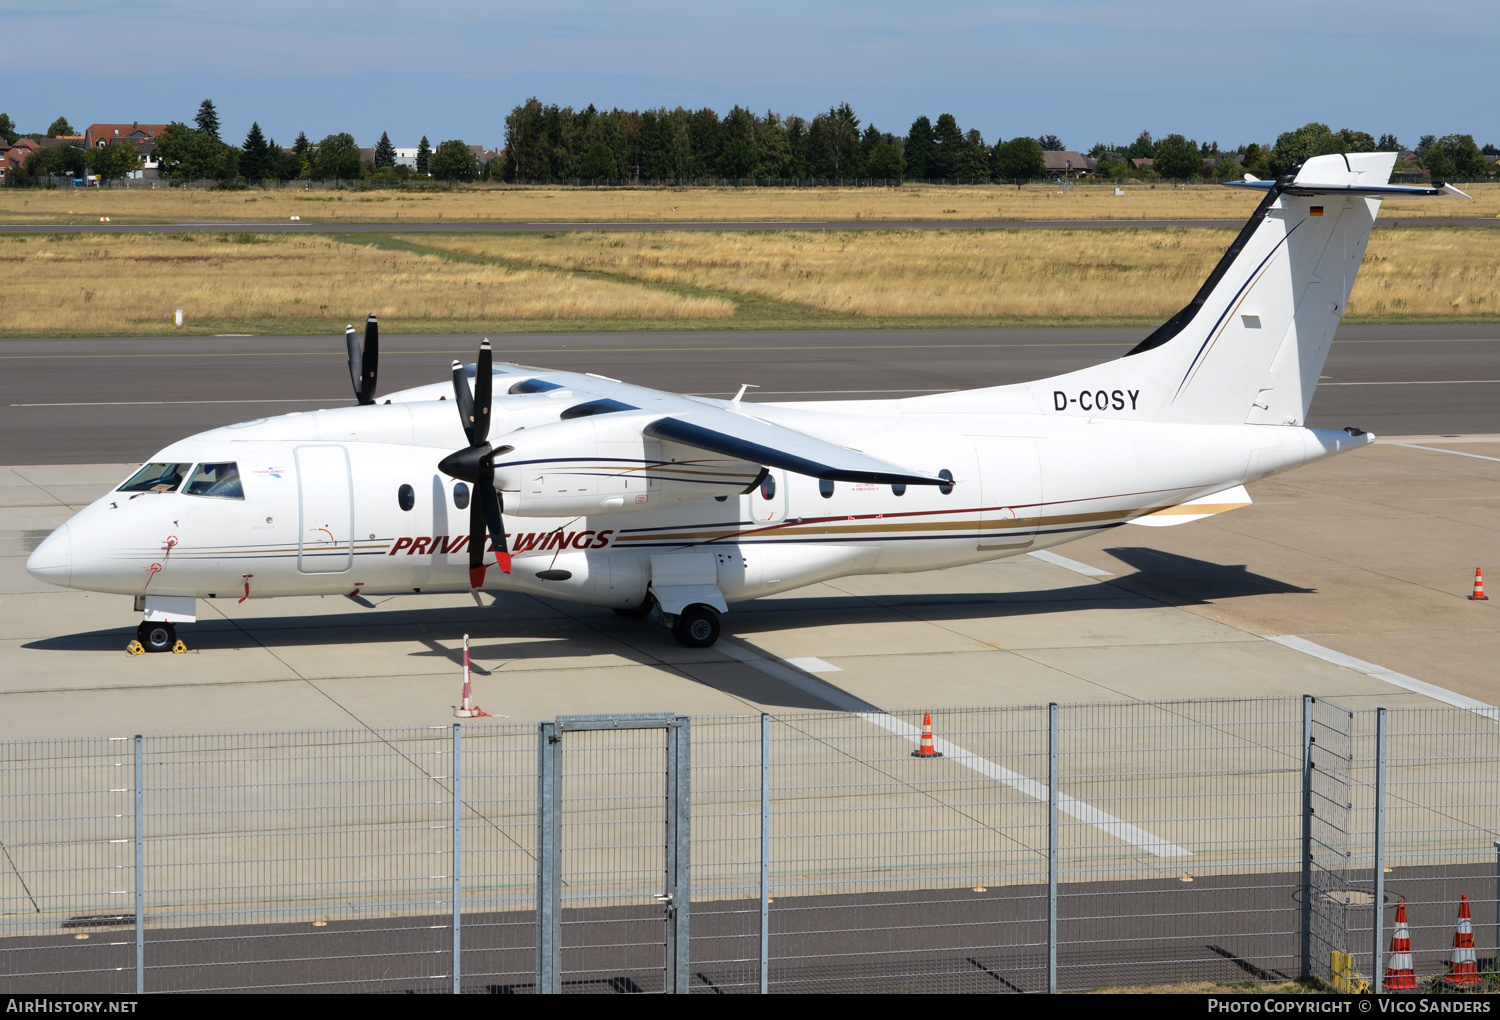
[118,462,190,493]
[184,462,244,500]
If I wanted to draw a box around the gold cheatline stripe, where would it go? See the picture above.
[1141,501,1250,517]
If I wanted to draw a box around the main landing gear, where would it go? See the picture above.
[135,620,177,654]
[614,597,723,648]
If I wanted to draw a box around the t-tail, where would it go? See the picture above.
[925,153,1468,425]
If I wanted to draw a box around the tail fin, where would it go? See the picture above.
[929,153,1463,426]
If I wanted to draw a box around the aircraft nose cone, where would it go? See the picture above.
[26,523,71,586]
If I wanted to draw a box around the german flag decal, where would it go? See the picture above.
[1310,206,1324,216]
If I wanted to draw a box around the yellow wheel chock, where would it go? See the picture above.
[126,640,145,656]
[171,640,188,654]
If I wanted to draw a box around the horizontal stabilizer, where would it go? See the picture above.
[644,413,944,485]
[1126,484,1252,527]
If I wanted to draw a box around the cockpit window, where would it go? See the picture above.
[118,462,190,493]
[184,462,245,500]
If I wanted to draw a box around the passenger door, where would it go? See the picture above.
[975,439,1043,550]
[296,445,354,573]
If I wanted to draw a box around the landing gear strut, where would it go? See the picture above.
[136,620,176,654]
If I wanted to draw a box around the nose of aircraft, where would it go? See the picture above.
[26,524,71,586]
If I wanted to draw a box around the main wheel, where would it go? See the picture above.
[671,604,721,648]
[136,620,176,654]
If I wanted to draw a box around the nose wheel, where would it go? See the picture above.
[136,620,177,654]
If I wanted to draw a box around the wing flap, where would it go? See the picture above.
[644,413,943,486]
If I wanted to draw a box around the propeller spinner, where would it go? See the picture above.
[345,313,379,405]
[437,339,512,589]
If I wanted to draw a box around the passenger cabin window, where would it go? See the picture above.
[118,462,190,493]
[184,462,244,499]
[938,469,954,496]
[819,479,835,498]
[760,474,776,500]
[559,398,636,420]
[398,484,415,511]
[453,482,470,510]
[892,483,906,497]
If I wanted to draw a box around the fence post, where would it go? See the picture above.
[665,716,691,994]
[1494,840,1499,967]
[1047,702,1059,995]
[1300,694,1314,981]
[760,713,770,995]
[1373,708,1386,994]
[133,734,144,996]
[452,723,462,995]
[536,721,561,994]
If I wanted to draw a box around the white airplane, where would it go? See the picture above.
[27,154,1466,652]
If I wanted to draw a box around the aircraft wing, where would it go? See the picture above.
[644,411,946,486]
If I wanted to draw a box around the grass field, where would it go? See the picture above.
[1,181,1496,225]
[1,225,1495,336]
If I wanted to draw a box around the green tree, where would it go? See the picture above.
[1154,133,1201,179]
[1037,134,1064,152]
[1376,133,1402,152]
[194,99,220,142]
[16,144,87,183]
[46,117,75,137]
[430,139,479,182]
[714,137,754,178]
[1428,134,1486,178]
[0,113,17,145]
[154,121,230,181]
[240,122,273,182]
[930,113,963,178]
[956,128,991,180]
[993,137,1045,181]
[87,141,143,182]
[374,131,396,170]
[814,103,860,176]
[416,136,432,175]
[904,116,935,178]
[867,140,904,179]
[581,141,620,178]
[1125,131,1156,159]
[314,133,362,181]
[1240,143,1270,178]
[1269,122,1332,175]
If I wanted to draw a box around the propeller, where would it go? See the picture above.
[437,339,512,589]
[345,313,379,405]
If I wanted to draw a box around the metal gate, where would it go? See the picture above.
[536,714,690,994]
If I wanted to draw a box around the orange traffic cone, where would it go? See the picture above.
[910,712,942,758]
[1384,898,1418,991]
[1443,894,1481,987]
[1469,568,1488,601]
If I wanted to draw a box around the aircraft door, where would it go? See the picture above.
[745,469,786,525]
[295,445,354,573]
[975,440,1043,550]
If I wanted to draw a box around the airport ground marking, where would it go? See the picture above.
[1392,443,1500,465]
[1027,550,1112,577]
[1267,635,1500,722]
[717,640,1191,858]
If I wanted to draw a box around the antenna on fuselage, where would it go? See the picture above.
[346,313,380,405]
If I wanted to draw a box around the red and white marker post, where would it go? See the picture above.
[454,633,490,718]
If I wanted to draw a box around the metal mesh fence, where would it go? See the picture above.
[0,696,1494,994]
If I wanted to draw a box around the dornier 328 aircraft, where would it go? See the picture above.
[28,154,1467,652]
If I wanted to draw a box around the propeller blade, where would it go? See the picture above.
[360,313,379,404]
[479,478,510,574]
[451,360,475,445]
[467,491,488,588]
[473,339,492,445]
[345,325,363,403]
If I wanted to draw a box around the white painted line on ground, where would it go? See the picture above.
[1267,635,1500,722]
[1324,380,1500,386]
[719,640,1190,858]
[1392,443,1500,465]
[784,656,841,673]
[1028,550,1112,577]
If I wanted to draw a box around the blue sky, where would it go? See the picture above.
[4,1,1495,151]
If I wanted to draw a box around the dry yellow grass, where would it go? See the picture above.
[418,226,1500,322]
[0,233,731,334]
[2,182,1493,226]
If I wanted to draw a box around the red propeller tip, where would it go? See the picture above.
[496,551,512,574]
[468,565,487,590]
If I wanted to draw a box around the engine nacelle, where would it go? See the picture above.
[491,413,763,517]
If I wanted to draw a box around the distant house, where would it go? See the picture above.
[0,142,10,180]
[83,124,168,178]
[391,144,488,171]
[1130,157,1154,170]
[1043,150,1094,177]
[8,137,40,167]
[38,135,85,149]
